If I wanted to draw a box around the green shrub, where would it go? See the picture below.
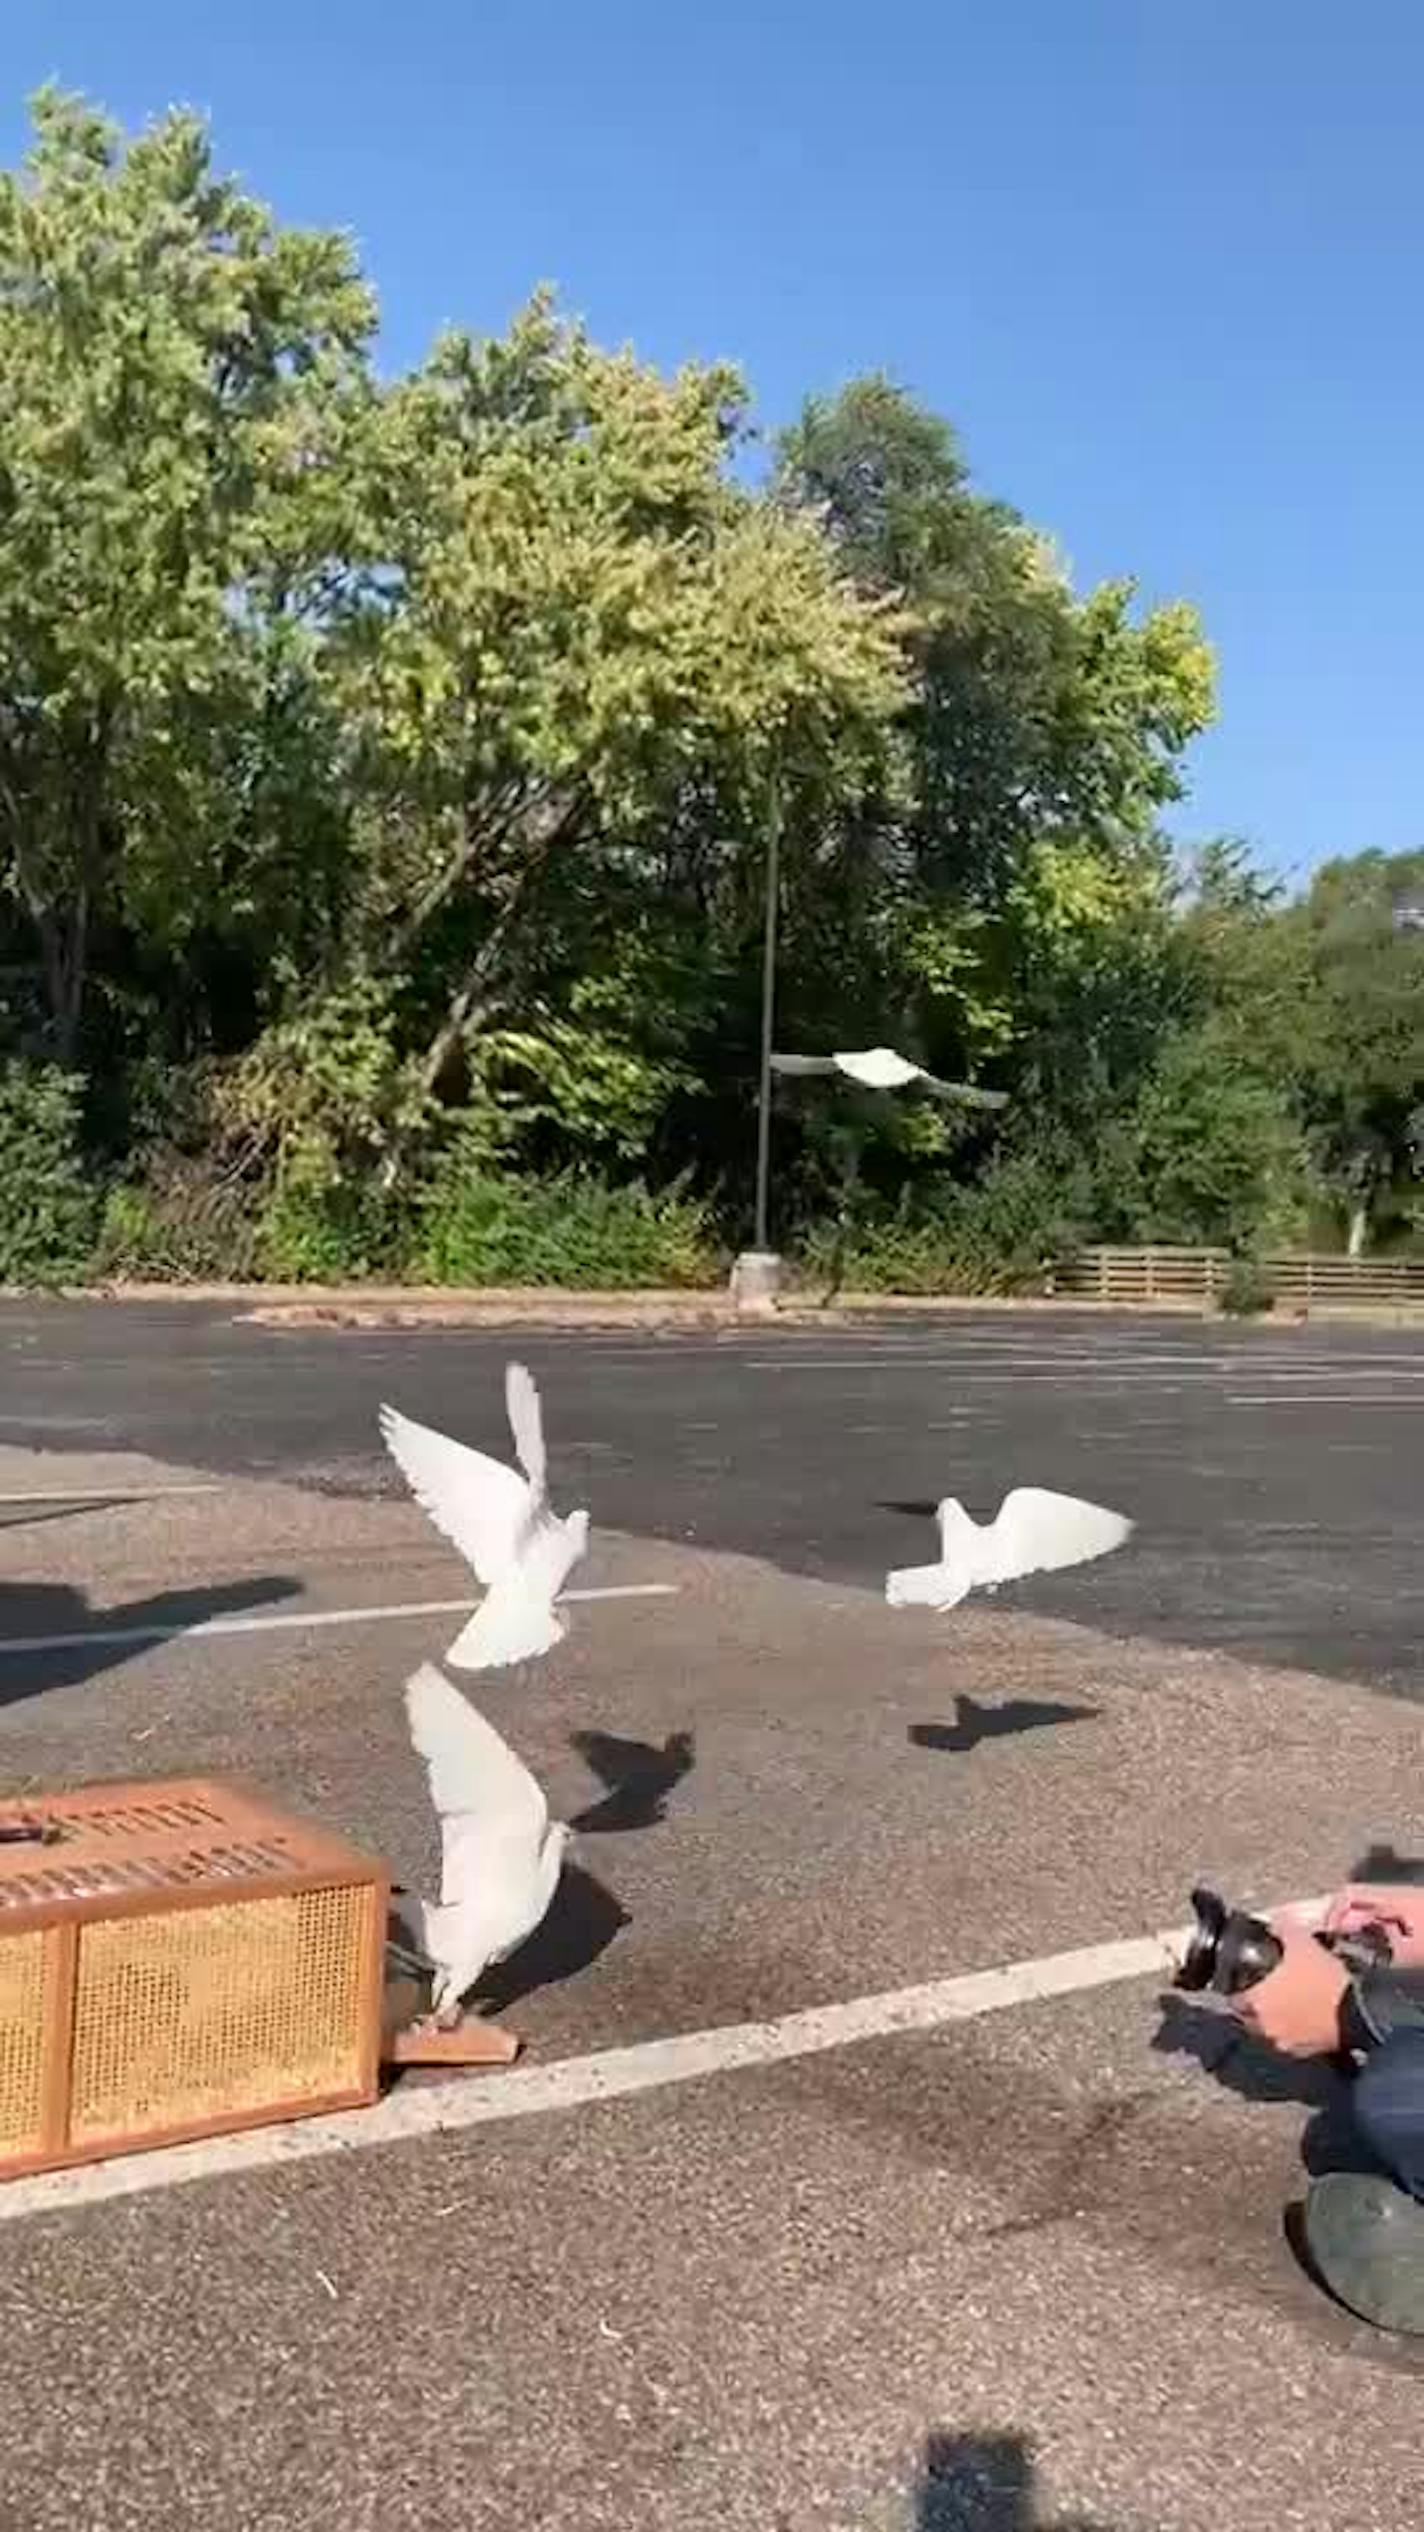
[0,1064,98,1284]
[95,1164,264,1282]
[255,1176,405,1283]
[797,1146,1092,1297]
[409,1161,719,1288]
[1216,1256,1276,1317]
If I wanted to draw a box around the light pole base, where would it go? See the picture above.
[730,1250,783,1315]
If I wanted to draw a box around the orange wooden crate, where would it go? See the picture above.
[0,1775,388,2179]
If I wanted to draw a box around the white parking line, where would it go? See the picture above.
[1222,1398,1424,1411]
[0,1583,678,1659]
[0,1483,222,1504]
[0,1895,1330,2221]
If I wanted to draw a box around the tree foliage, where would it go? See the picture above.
[0,91,1417,1285]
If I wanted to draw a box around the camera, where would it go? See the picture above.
[1176,1884,1399,1998]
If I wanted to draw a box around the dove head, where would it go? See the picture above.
[935,1496,975,1546]
[566,1507,591,1552]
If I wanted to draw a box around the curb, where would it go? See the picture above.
[2,1282,1417,1331]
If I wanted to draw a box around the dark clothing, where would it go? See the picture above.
[1352,2027,1424,2202]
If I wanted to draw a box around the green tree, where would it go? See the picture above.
[0,88,373,1062]
[774,379,1214,1113]
[1295,849,1424,1253]
[239,296,911,1188]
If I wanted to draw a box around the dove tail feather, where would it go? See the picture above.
[446,1591,566,1672]
[885,1560,971,1613]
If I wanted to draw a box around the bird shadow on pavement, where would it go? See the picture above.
[475,1862,630,2014]
[910,1696,1098,1755]
[568,1727,695,1833]
[879,1497,941,1524]
[0,1575,299,1712]
[915,2428,1125,2529]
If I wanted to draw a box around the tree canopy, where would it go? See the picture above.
[0,90,1417,1287]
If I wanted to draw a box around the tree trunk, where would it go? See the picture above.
[1347,1201,1369,1259]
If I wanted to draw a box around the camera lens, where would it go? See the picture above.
[1175,1886,1284,1996]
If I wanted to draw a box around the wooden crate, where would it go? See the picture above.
[0,1776,388,2179]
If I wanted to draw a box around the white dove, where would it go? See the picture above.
[378,1363,589,1670]
[392,1661,572,2026]
[887,1487,1132,1613]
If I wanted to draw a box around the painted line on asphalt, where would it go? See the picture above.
[0,1483,222,1504]
[0,1583,678,1659]
[0,1895,1330,2222]
[1227,1394,1423,1408]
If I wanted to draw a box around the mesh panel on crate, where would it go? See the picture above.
[70,1884,376,2142]
[0,1932,47,2153]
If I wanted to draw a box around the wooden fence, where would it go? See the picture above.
[1053,1246,1424,1313]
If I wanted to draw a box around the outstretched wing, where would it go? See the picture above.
[988,1487,1132,1586]
[379,1402,530,1587]
[504,1362,548,1506]
[404,1662,549,1906]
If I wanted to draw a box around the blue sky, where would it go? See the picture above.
[4,1,1422,882]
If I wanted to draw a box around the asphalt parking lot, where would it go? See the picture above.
[0,1302,1421,2530]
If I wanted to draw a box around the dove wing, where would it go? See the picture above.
[988,1487,1133,1585]
[504,1361,548,1506]
[379,1403,530,1586]
[404,1663,549,1907]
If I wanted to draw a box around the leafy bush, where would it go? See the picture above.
[797,1146,1092,1297]
[409,1157,720,1288]
[255,1176,406,1283]
[0,1064,98,1284]
[94,1163,263,1282]
[1216,1256,1276,1317]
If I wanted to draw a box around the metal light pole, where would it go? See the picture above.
[730,776,785,1311]
[752,776,782,1254]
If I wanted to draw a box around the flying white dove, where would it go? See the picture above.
[887,1487,1132,1614]
[770,1045,1007,1106]
[378,1363,589,1670]
[392,1661,571,2026]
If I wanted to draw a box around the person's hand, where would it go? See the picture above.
[1230,1920,1350,2056]
[1321,1886,1424,1966]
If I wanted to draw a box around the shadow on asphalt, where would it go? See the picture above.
[569,1726,696,1832]
[910,1696,1098,1754]
[1350,1843,1424,1886]
[0,1576,298,1710]
[878,1497,942,1525]
[476,1861,630,2014]
[915,2429,1126,2528]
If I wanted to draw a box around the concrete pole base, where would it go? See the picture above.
[730,1250,783,1315]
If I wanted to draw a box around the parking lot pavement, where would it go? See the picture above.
[0,1309,1420,2529]
[2,1298,1422,1693]
[2,1979,1421,2532]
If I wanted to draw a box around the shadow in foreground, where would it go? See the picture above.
[569,1727,695,1833]
[476,1862,630,2014]
[910,1696,1097,1755]
[0,1575,299,1711]
[915,2429,1127,2529]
